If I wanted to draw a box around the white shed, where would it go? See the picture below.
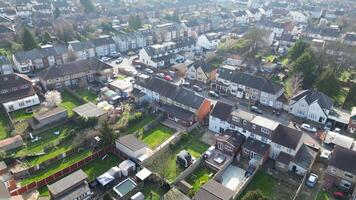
[119,160,136,177]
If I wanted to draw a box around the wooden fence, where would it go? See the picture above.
[10,146,126,196]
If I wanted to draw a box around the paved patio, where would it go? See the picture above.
[220,165,246,191]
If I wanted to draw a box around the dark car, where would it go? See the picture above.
[250,106,263,114]
[192,85,203,92]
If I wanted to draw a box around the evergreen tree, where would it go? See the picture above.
[54,7,60,18]
[80,0,95,13]
[241,190,269,200]
[288,40,309,62]
[316,67,340,97]
[291,49,317,88]
[99,121,115,146]
[21,28,38,50]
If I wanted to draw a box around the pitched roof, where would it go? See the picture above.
[272,125,302,150]
[329,145,356,174]
[47,169,88,196]
[210,101,233,121]
[69,40,94,51]
[194,180,234,200]
[291,90,333,110]
[243,137,271,155]
[39,58,112,80]
[174,87,205,110]
[292,144,318,169]
[91,37,115,47]
[0,25,14,33]
[117,135,147,152]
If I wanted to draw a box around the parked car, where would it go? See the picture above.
[144,68,154,74]
[101,57,110,62]
[333,192,345,199]
[306,173,318,187]
[164,75,173,81]
[156,73,165,78]
[192,85,202,92]
[334,127,341,133]
[301,123,317,133]
[250,106,263,114]
[324,121,332,131]
[181,81,190,88]
[208,90,219,98]
[111,51,121,58]
[134,65,142,69]
[115,57,123,64]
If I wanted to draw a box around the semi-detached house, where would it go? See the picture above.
[212,67,285,109]
[135,77,211,126]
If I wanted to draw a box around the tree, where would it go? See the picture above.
[291,50,317,88]
[42,31,51,44]
[290,72,304,96]
[21,28,38,50]
[245,27,268,54]
[99,121,115,145]
[54,7,60,19]
[54,20,76,43]
[103,193,112,200]
[288,40,309,62]
[147,149,171,187]
[44,90,62,107]
[129,15,142,29]
[241,190,269,200]
[80,0,95,13]
[315,67,340,97]
[344,84,356,108]
[67,47,78,62]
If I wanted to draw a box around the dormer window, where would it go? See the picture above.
[1,89,8,94]
[252,125,256,129]
[261,128,270,134]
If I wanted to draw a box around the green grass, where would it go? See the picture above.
[0,111,10,140]
[76,89,98,103]
[186,139,209,158]
[9,109,34,122]
[81,153,122,181]
[21,149,92,185]
[116,75,126,80]
[238,171,278,199]
[60,91,83,116]
[138,125,174,149]
[123,114,155,134]
[265,55,277,62]
[316,191,331,200]
[141,182,166,200]
[14,124,75,166]
[332,87,349,106]
[339,71,351,83]
[38,186,50,196]
[186,167,214,194]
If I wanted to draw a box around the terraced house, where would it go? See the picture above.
[38,58,113,90]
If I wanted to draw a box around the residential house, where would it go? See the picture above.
[186,61,217,84]
[212,67,285,109]
[193,180,234,200]
[242,137,271,164]
[67,40,95,61]
[289,11,308,24]
[196,33,219,50]
[182,19,200,37]
[0,25,15,42]
[91,36,117,57]
[246,8,262,22]
[326,146,356,191]
[38,58,113,90]
[48,169,91,200]
[216,130,246,156]
[0,56,13,75]
[0,73,40,112]
[289,90,334,124]
[348,107,356,134]
[343,32,356,46]
[285,144,318,176]
[135,77,211,126]
[116,135,150,160]
[224,55,243,66]
[232,10,249,25]
[112,34,129,53]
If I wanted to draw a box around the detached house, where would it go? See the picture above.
[326,146,356,191]
[135,77,211,126]
[289,90,334,124]
[39,58,113,90]
[196,33,219,50]
[0,74,40,112]
[186,61,217,84]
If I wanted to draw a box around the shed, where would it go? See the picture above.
[0,135,24,152]
[73,102,107,120]
[115,135,149,160]
[119,160,136,177]
[130,192,144,200]
[28,106,67,130]
[96,172,115,186]
[135,168,152,181]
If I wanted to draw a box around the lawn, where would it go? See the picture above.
[148,128,210,182]
[186,167,214,194]
[123,114,155,134]
[332,87,349,106]
[316,191,331,200]
[238,171,278,199]
[60,91,83,116]
[81,153,122,181]
[141,182,166,200]
[9,109,34,122]
[15,124,75,166]
[76,89,98,103]
[0,111,10,140]
[21,149,92,185]
[138,124,174,149]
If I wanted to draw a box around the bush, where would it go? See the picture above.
[75,116,98,129]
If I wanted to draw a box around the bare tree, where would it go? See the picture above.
[291,73,303,96]
[147,149,172,187]
[67,47,78,62]
[44,90,62,108]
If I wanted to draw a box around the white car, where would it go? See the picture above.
[115,57,123,64]
[144,68,154,74]
[301,123,317,133]
[101,57,110,62]
[306,173,318,187]
[156,73,165,78]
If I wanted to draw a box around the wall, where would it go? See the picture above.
[172,155,204,185]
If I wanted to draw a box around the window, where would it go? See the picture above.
[225,145,233,151]
[243,120,247,125]
[1,89,7,94]
[19,101,25,106]
[261,128,270,134]
[230,124,235,129]
[218,142,223,150]
[252,124,256,129]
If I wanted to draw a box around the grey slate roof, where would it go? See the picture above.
[48,169,88,196]
[272,125,302,150]
[210,101,233,121]
[243,137,271,156]
[291,90,333,111]
[292,144,318,169]
[175,87,205,110]
[329,145,356,175]
[91,37,115,47]
[69,40,94,51]
[194,180,234,200]
[117,135,147,152]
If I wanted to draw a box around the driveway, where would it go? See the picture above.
[108,56,137,75]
